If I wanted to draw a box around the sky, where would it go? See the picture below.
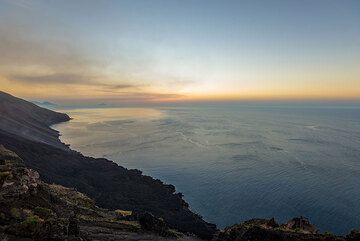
[0,0,359,103]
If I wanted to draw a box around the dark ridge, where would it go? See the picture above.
[0,145,201,240]
[0,91,70,149]
[0,91,217,239]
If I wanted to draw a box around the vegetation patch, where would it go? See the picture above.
[0,171,12,181]
[49,184,94,208]
[33,207,56,220]
[10,208,22,220]
[22,214,43,229]
[115,209,133,219]
[118,220,141,228]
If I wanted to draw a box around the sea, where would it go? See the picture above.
[53,102,360,234]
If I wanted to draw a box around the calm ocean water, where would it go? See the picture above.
[54,103,360,234]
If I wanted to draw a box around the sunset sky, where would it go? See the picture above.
[1,0,359,103]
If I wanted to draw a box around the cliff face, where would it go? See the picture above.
[0,91,216,239]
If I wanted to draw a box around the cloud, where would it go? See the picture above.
[8,73,139,90]
[0,22,144,94]
[0,22,144,91]
[110,84,139,90]
[9,73,90,85]
[1,0,35,9]
[87,92,184,102]
[0,14,191,101]
[0,27,93,71]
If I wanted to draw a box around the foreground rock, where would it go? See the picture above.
[0,146,202,241]
[0,91,217,239]
[212,218,360,241]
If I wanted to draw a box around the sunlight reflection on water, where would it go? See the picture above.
[57,107,165,123]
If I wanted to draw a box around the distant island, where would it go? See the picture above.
[0,91,359,241]
[31,101,58,107]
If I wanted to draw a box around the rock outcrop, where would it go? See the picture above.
[0,145,40,199]
[212,218,357,241]
[281,216,318,234]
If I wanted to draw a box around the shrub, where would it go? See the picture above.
[346,229,360,241]
[115,210,132,217]
[0,212,6,224]
[22,215,42,229]
[0,171,12,181]
[324,231,335,237]
[10,208,21,219]
[33,207,55,220]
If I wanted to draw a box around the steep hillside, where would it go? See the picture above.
[0,91,70,149]
[0,145,201,241]
[0,91,216,239]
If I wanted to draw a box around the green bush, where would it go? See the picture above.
[33,207,55,220]
[324,231,335,237]
[0,171,12,181]
[21,214,43,235]
[115,209,133,220]
[0,212,6,224]
[10,208,21,219]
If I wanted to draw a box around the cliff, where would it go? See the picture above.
[0,91,216,239]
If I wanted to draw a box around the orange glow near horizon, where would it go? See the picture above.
[1,1,360,103]
[2,79,360,103]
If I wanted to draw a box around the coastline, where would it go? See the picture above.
[0,91,217,239]
[25,110,360,241]
[49,105,360,235]
[1,91,360,240]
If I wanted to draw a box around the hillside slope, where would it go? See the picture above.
[0,91,216,239]
[0,145,202,241]
[0,91,70,149]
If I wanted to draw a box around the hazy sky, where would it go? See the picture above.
[1,0,359,103]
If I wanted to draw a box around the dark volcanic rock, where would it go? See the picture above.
[67,214,80,237]
[243,218,279,229]
[212,218,351,241]
[282,216,318,234]
[346,230,360,241]
[138,212,174,237]
[0,91,216,239]
[0,91,70,149]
